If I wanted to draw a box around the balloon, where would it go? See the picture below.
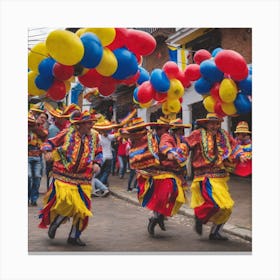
[162,101,170,115]
[203,95,216,113]
[162,61,179,79]
[46,29,84,66]
[210,82,222,101]
[78,68,103,88]
[234,93,252,114]
[107,28,128,50]
[219,78,237,103]
[95,47,118,77]
[167,98,181,113]
[28,71,46,96]
[83,28,116,46]
[238,75,252,95]
[46,79,66,101]
[80,32,103,68]
[133,87,139,103]
[175,69,191,88]
[137,66,150,85]
[28,42,49,71]
[35,74,54,90]
[200,59,224,83]
[64,80,71,93]
[153,91,167,103]
[194,77,212,94]
[150,69,170,93]
[139,101,152,108]
[98,81,116,96]
[125,29,156,56]
[184,64,201,81]
[38,57,56,78]
[112,48,138,80]
[214,101,226,117]
[215,50,248,81]
[193,49,212,64]
[221,102,237,115]
[121,71,140,86]
[167,78,184,100]
[53,63,74,81]
[75,28,87,37]
[137,81,155,103]
[211,47,223,57]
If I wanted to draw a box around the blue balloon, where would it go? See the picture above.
[80,32,103,68]
[200,59,224,83]
[234,93,252,114]
[194,77,212,94]
[150,69,170,92]
[133,87,139,102]
[238,75,252,95]
[112,48,138,80]
[211,47,223,57]
[38,57,56,78]
[248,65,252,75]
[35,74,54,90]
[137,66,150,85]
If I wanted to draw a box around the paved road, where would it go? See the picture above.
[29,194,251,253]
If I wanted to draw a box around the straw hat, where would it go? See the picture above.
[92,118,120,131]
[169,118,192,129]
[150,116,172,128]
[121,117,151,132]
[45,103,80,118]
[70,110,96,124]
[196,113,224,125]
[234,121,251,134]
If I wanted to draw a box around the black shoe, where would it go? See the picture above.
[209,232,229,241]
[158,215,166,231]
[48,223,58,239]
[67,237,86,246]
[194,216,203,235]
[147,217,158,236]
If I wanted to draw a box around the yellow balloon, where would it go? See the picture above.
[46,30,84,66]
[162,101,170,115]
[28,42,49,71]
[167,78,184,100]
[221,102,237,115]
[95,47,118,77]
[133,97,139,104]
[203,95,216,113]
[167,98,181,113]
[75,28,87,37]
[139,101,152,108]
[219,78,237,103]
[28,71,46,96]
[84,28,116,46]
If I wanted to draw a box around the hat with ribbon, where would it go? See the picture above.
[45,103,80,118]
[234,121,251,134]
[121,117,151,132]
[70,110,96,124]
[150,116,172,128]
[169,118,192,129]
[92,116,121,131]
[196,113,224,125]
[29,103,45,114]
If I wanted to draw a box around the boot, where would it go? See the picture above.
[67,237,86,246]
[48,215,66,239]
[209,223,228,241]
[158,214,166,231]
[147,217,158,236]
[194,216,203,235]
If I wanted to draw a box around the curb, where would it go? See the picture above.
[110,190,252,242]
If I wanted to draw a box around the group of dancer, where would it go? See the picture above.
[28,103,251,246]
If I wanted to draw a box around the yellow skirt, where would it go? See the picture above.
[190,176,234,224]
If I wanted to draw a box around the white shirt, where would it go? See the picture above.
[98,134,115,160]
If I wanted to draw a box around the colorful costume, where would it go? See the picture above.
[39,110,99,246]
[184,113,244,240]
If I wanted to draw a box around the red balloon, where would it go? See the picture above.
[214,101,226,117]
[98,77,116,96]
[52,63,74,81]
[210,83,222,101]
[47,79,66,101]
[193,49,212,65]
[174,69,191,88]
[107,28,128,50]
[215,50,248,81]
[184,64,201,81]
[162,61,179,79]
[137,81,155,103]
[125,29,156,56]
[120,70,140,86]
[78,68,103,88]
[153,91,167,103]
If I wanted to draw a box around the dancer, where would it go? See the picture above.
[39,110,99,246]
[184,113,248,240]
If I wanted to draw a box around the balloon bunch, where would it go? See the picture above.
[184,48,252,116]
[133,61,191,115]
[28,28,157,101]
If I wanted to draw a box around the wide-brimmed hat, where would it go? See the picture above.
[119,108,137,126]
[70,110,96,124]
[121,117,151,132]
[28,112,36,124]
[92,118,120,131]
[150,116,172,128]
[234,121,251,134]
[169,118,192,129]
[45,103,80,119]
[196,113,224,125]
[29,103,45,114]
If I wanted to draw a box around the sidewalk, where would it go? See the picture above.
[106,173,252,242]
